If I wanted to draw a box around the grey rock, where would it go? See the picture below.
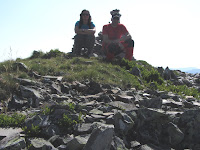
[8,94,28,110]
[29,70,41,78]
[130,140,141,149]
[163,67,172,80]
[51,94,69,101]
[97,94,112,103]
[51,82,62,94]
[51,108,71,121]
[185,96,196,102]
[60,83,70,94]
[57,145,67,150]
[48,135,64,148]
[178,109,200,145]
[138,144,154,150]
[0,128,23,139]
[109,101,136,111]
[90,114,106,121]
[113,112,134,135]
[116,95,135,103]
[0,134,25,150]
[111,136,128,150]
[74,123,93,135]
[136,108,169,130]
[85,81,103,94]
[139,97,162,109]
[13,62,29,72]
[62,134,74,144]
[89,108,103,115]
[43,75,63,81]
[183,100,195,108]
[20,85,44,107]
[65,135,89,150]
[15,78,39,86]
[182,78,193,87]
[131,66,141,77]
[28,138,57,150]
[83,123,114,150]
[167,122,184,146]
[43,124,60,138]
[163,67,177,80]
[157,67,164,75]
[25,115,50,130]
[162,99,183,108]
[72,81,87,92]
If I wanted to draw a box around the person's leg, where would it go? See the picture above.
[124,39,134,61]
[85,35,95,56]
[74,34,85,55]
[106,44,117,61]
[125,47,133,61]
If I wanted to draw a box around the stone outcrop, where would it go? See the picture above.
[0,63,200,150]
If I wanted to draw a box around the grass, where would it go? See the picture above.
[22,124,41,137]
[0,113,26,127]
[0,49,199,101]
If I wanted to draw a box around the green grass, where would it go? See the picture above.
[22,124,41,137]
[0,113,26,127]
[0,49,199,101]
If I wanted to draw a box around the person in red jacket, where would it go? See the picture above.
[102,9,134,61]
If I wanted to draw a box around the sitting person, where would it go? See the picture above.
[73,9,96,57]
[102,9,134,61]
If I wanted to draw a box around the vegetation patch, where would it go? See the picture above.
[22,124,41,137]
[0,49,199,100]
[0,113,26,127]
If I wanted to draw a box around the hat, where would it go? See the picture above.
[110,9,121,18]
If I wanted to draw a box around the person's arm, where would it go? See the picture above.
[75,26,86,34]
[103,33,131,44]
[119,32,132,42]
[84,27,96,35]
[103,32,132,50]
[103,34,114,44]
[75,26,96,35]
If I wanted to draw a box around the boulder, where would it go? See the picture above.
[83,123,114,150]
[8,94,28,110]
[20,85,44,107]
[65,135,89,150]
[0,133,25,150]
[13,62,29,72]
[27,138,57,150]
[113,112,134,135]
[111,136,128,150]
[139,97,162,109]
[116,95,135,103]
[85,81,103,95]
[131,66,141,77]
[166,122,184,146]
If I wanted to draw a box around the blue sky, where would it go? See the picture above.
[0,0,200,69]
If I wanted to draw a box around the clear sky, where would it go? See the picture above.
[0,0,200,69]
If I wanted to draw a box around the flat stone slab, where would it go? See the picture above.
[109,101,137,111]
[43,75,63,81]
[0,128,23,138]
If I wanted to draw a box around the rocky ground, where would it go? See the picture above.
[1,60,200,150]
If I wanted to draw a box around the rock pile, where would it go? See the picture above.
[0,63,200,150]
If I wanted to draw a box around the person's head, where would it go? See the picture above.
[79,9,91,24]
[110,9,121,25]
